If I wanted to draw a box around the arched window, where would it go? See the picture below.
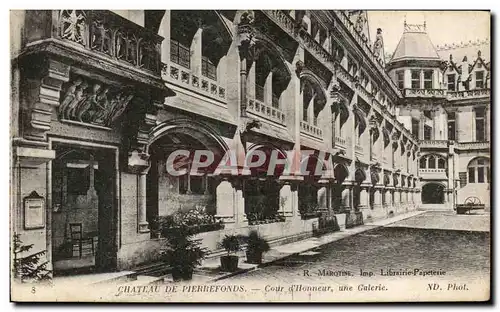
[468,157,490,183]
[420,157,426,168]
[170,11,231,77]
[300,78,326,125]
[253,47,291,109]
[428,155,436,169]
[438,158,446,169]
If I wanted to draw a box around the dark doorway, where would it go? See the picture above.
[422,183,445,204]
[51,144,117,275]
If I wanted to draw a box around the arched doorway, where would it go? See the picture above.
[332,163,349,213]
[422,183,445,204]
[353,168,366,210]
[244,145,287,223]
[146,120,228,237]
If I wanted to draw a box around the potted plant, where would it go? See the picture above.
[218,235,241,272]
[161,224,207,281]
[244,230,270,264]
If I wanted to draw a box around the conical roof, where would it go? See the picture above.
[389,24,440,63]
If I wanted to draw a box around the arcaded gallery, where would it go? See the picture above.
[11,10,489,275]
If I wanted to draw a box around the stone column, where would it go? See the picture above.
[341,183,352,210]
[317,185,328,213]
[415,189,422,207]
[384,188,392,207]
[190,28,203,76]
[216,178,236,225]
[399,187,405,211]
[158,11,171,64]
[373,186,383,210]
[384,187,393,215]
[393,188,400,214]
[128,150,152,234]
[264,71,273,105]
[358,185,370,221]
[410,189,416,210]
[234,180,246,225]
[137,169,150,233]
[403,189,409,212]
[279,182,294,218]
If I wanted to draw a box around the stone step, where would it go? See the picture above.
[418,204,452,211]
[116,275,164,286]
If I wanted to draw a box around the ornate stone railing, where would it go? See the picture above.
[248,99,285,124]
[419,140,448,149]
[419,168,447,173]
[456,141,490,150]
[300,121,323,138]
[335,136,346,149]
[447,89,490,99]
[333,11,401,96]
[162,63,226,102]
[297,28,335,67]
[53,10,163,75]
[404,88,447,98]
[335,63,355,85]
[266,10,296,36]
[265,10,334,69]
[357,83,372,101]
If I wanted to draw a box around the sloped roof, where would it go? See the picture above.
[389,31,440,63]
[436,39,490,64]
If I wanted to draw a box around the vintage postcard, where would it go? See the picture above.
[10,9,490,302]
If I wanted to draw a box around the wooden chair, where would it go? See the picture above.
[69,223,95,258]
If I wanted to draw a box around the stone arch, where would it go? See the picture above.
[354,168,367,184]
[370,170,380,185]
[144,10,166,33]
[147,118,229,156]
[421,182,446,204]
[246,143,289,176]
[300,69,328,96]
[252,35,294,71]
[467,156,490,167]
[382,128,391,148]
[467,156,490,184]
[251,38,292,104]
[300,71,328,122]
[299,152,332,179]
[419,153,447,169]
[383,172,391,186]
[353,106,367,134]
[146,119,229,175]
[334,163,349,184]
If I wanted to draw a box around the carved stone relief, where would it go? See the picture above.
[59,76,134,128]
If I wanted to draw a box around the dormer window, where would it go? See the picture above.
[447,74,456,91]
[423,70,433,89]
[476,71,484,89]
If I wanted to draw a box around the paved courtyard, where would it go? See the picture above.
[386,210,490,232]
[219,211,490,285]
